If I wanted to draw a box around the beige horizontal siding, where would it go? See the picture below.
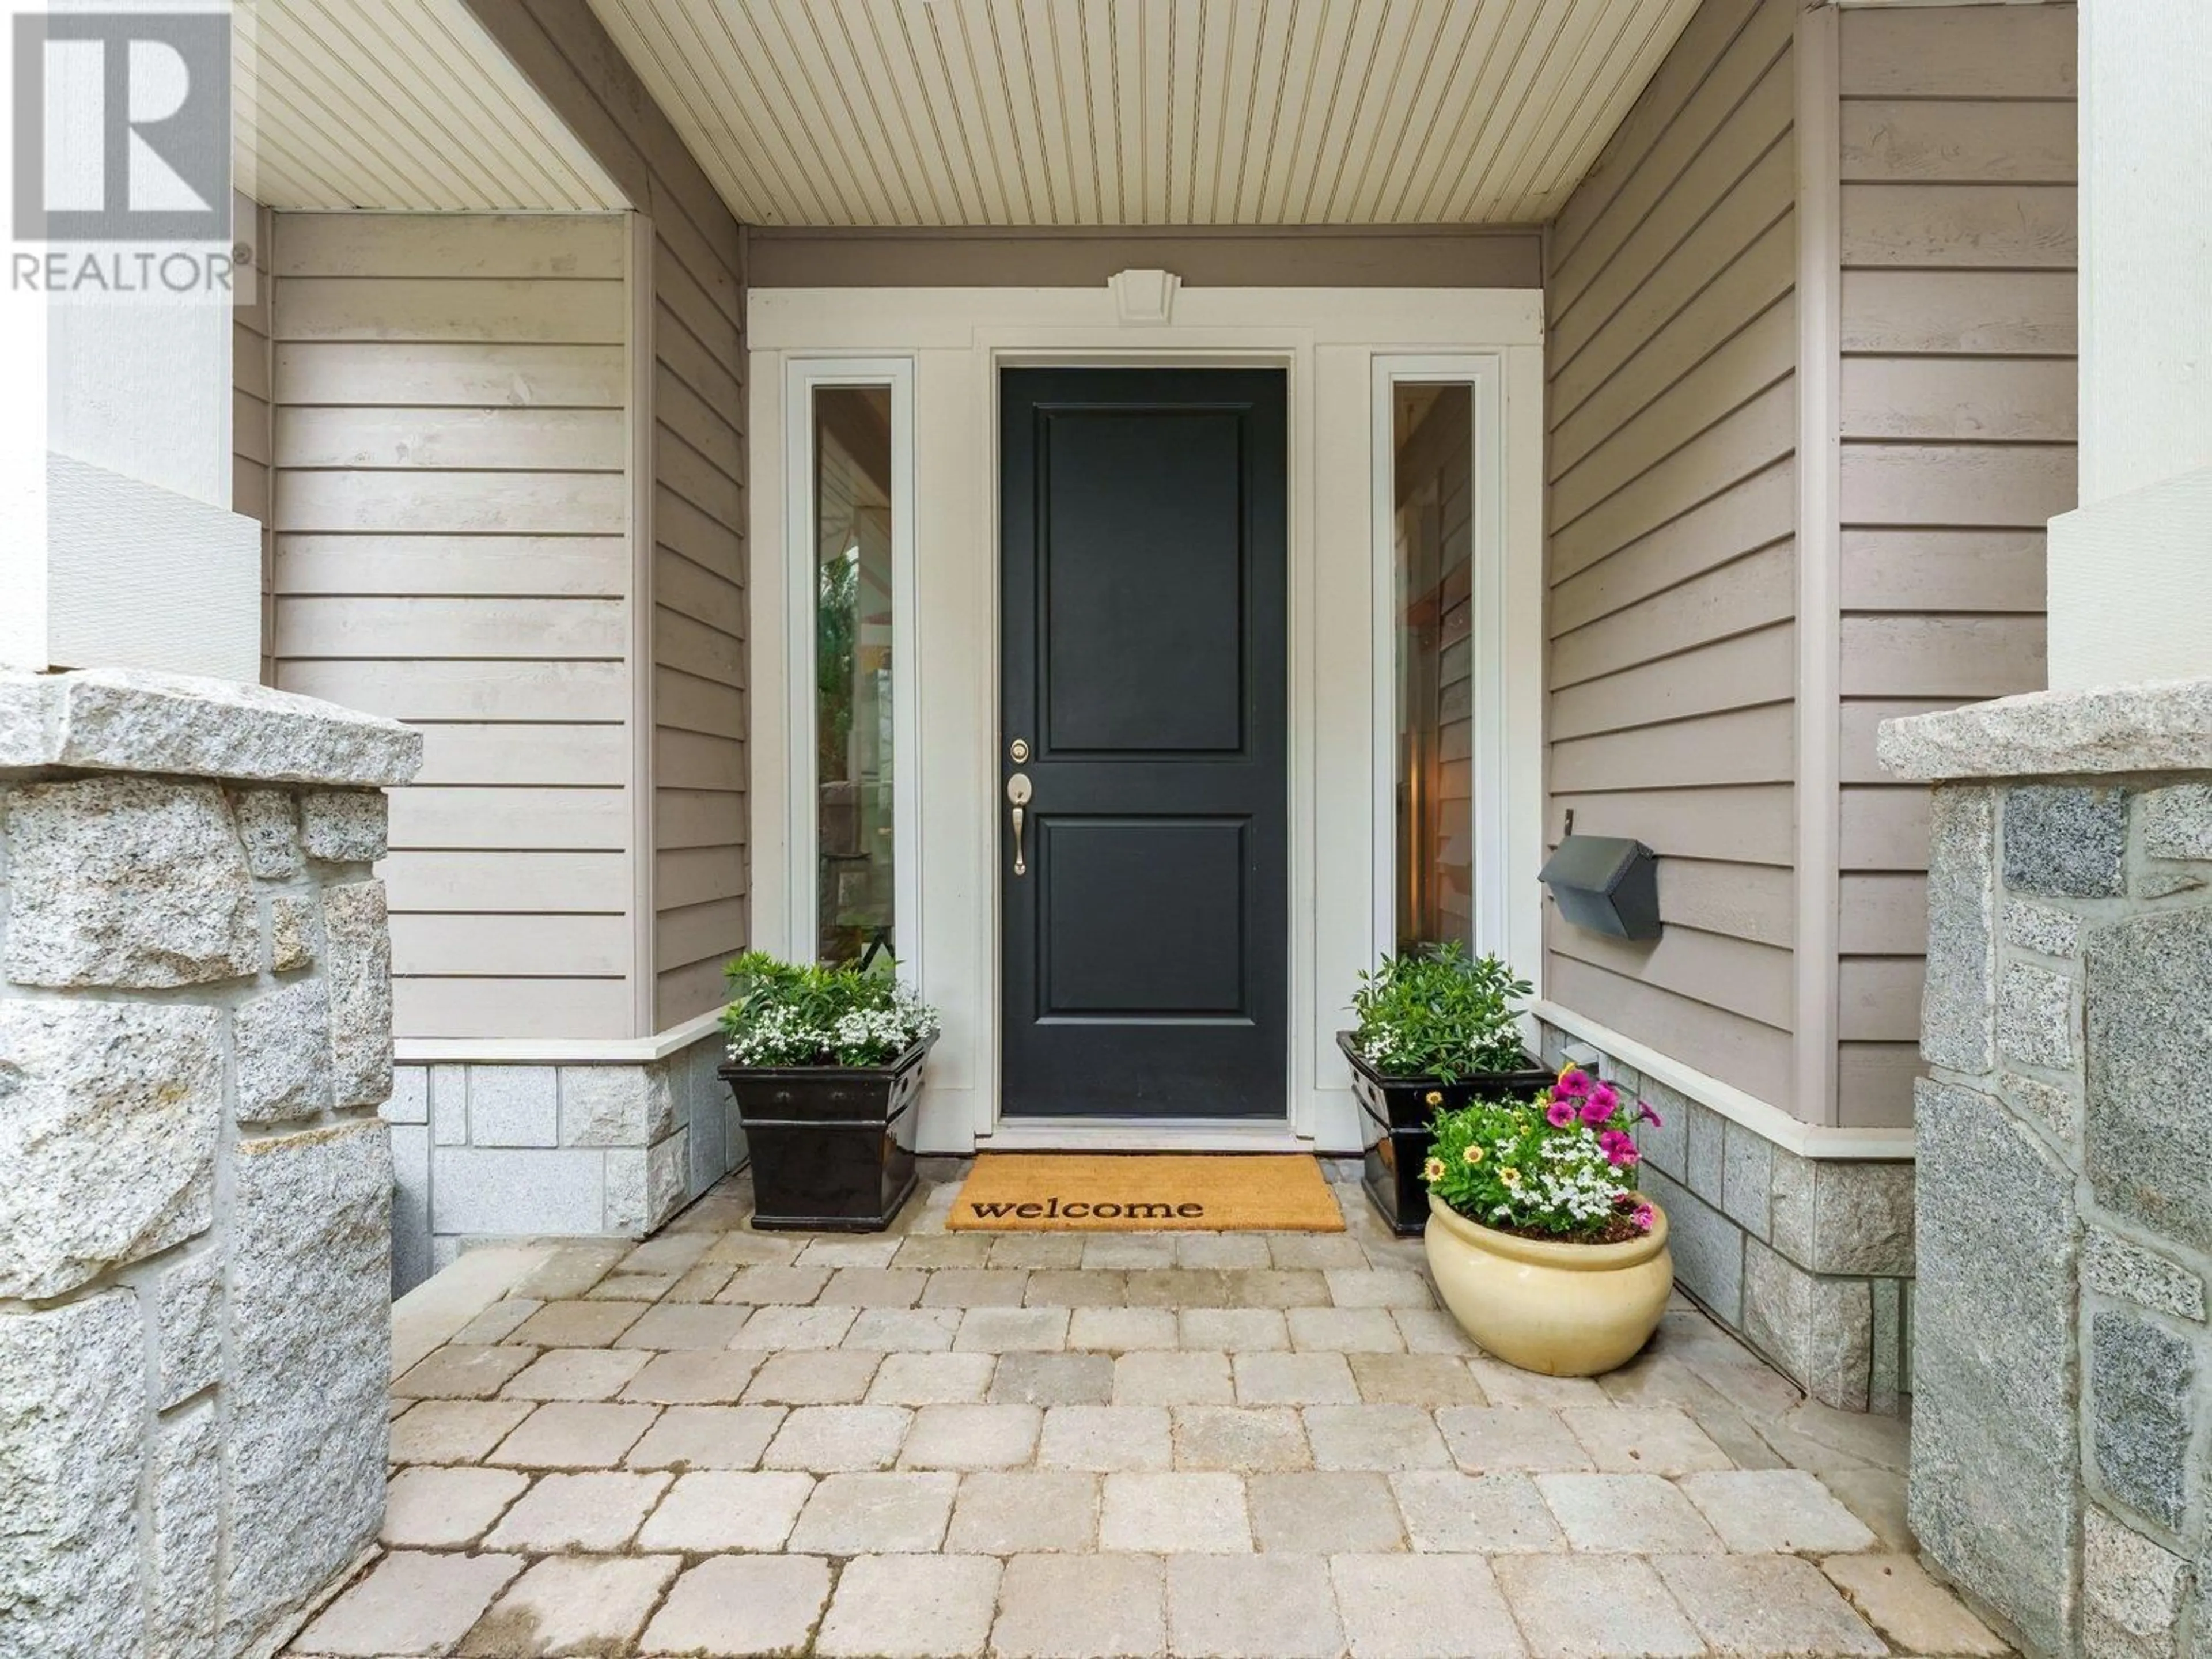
[236,196,276,683]
[270,212,636,1041]
[1544,0,1799,1111]
[1831,3,2078,1127]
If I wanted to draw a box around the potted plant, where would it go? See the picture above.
[1421,1065,1672,1376]
[719,951,941,1231]
[1337,942,1552,1235]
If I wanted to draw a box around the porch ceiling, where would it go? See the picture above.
[584,0,1701,228]
[233,0,626,212]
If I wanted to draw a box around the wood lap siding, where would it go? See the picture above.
[1543,0,1800,1110]
[1832,4,2078,1126]
[234,196,276,683]
[268,213,636,1040]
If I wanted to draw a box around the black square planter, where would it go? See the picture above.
[1338,1031,1553,1237]
[719,1033,935,1231]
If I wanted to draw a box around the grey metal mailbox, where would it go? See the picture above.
[1539,835,1660,941]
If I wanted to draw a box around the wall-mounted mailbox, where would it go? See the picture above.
[1539,835,1661,941]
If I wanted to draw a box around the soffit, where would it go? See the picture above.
[584,0,1700,228]
[233,0,627,211]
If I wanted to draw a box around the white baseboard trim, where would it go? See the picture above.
[1529,999,1916,1161]
[395,1009,726,1067]
[978,1119,1318,1154]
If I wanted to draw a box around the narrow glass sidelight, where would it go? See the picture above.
[1392,382,1478,953]
[812,384,896,966]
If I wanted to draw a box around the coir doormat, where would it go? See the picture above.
[945,1154,1346,1232]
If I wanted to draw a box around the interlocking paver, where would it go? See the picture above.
[452,1300,538,1345]
[1348,1353,1484,1406]
[502,1347,650,1401]
[1332,1553,1527,1658]
[1821,1553,2009,1655]
[1268,1233,1368,1270]
[945,1471,1100,1554]
[816,1554,1002,1658]
[1027,1269,1129,1306]
[821,1267,930,1306]
[393,1344,538,1400]
[1287,1306,1406,1353]
[488,1402,658,1469]
[613,1301,753,1350]
[482,1470,671,1552]
[1677,1468,1880,1553]
[1392,1308,1479,1354]
[634,1469,814,1551]
[1069,1306,1179,1351]
[461,1554,678,1656]
[619,1350,763,1404]
[389,1399,533,1464]
[513,1244,626,1301]
[592,1272,679,1301]
[1165,1554,1346,1657]
[1224,1268,1332,1308]
[625,1404,785,1471]
[1535,1472,1724,1554]
[1494,1554,1705,1658]
[992,1551,1165,1658]
[744,1347,883,1404]
[1437,1405,1596,1473]
[959,1306,1073,1351]
[1100,1471,1252,1552]
[1175,1233,1271,1269]
[991,1351,1115,1406]
[381,1465,528,1547]
[762,1404,914,1471]
[798,1237,903,1269]
[900,1402,1043,1469]
[509,1300,650,1347]
[699,1230,801,1267]
[894,1234,995,1269]
[923,1268,1033,1307]
[1113,1349,1234,1406]
[1080,1235,1177,1269]
[639,1555,830,1657]
[1248,1470,1403,1553]
[1323,1267,1434,1309]
[1038,1404,1173,1471]
[719,1264,831,1305]
[1560,1404,1734,1475]
[1180,1308,1289,1351]
[733,1304,858,1349]
[1172,1406,1311,1471]
[1391,1471,1563,1553]
[1233,1350,1359,1406]
[296,1551,524,1657]
[662,1262,736,1302]
[847,1306,965,1351]
[1124,1269,1230,1308]
[868,1350,998,1404]
[620,1233,714,1275]
[987,1234,1085,1268]
[1304,1403,1451,1470]
[1657,1554,1887,1654]
[788,1471,960,1554]
[1470,1357,1610,1407]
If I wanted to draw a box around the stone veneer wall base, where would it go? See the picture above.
[1883,677,2212,1659]
[1531,1017,1915,1415]
[0,669,419,1659]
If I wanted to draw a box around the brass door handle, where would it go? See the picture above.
[1007,773,1033,876]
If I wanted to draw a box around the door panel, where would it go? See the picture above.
[1001,368,1288,1120]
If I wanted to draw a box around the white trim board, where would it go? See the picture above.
[748,283,1547,1156]
[1532,998,1916,1161]
[395,1009,725,1067]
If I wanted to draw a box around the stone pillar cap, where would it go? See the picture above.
[1878,676,2212,783]
[0,668,422,787]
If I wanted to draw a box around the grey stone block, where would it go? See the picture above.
[466,1066,559,1148]
[2002,1073,2079,1150]
[0,1292,146,1659]
[2083,1228,2205,1324]
[430,1064,468,1146]
[300,789,388,863]
[1998,961,2077,1071]
[2089,1310,2194,1532]
[4,775,259,988]
[1878,679,2212,783]
[1923,786,1997,1075]
[2082,1505,2191,1659]
[431,1146,604,1236]
[232,787,304,880]
[1812,1161,1916,1277]
[151,1402,221,1659]
[157,1248,223,1408]
[2141,783,2212,862]
[267,892,317,972]
[0,999,219,1299]
[1908,1078,2080,1657]
[1870,1278,1903,1416]
[1741,1237,1872,1411]
[2004,898,2085,959]
[323,879,393,1109]
[1769,1147,1815,1266]
[1643,1168,1741,1325]
[234,979,335,1124]
[608,1132,691,1233]
[2005,785,2127,897]
[391,1124,433,1297]
[226,1120,392,1651]
[1633,1078,1688,1181]
[383,1065,429,1126]
[559,1063,674,1148]
[1719,1119,1771,1239]
[2088,908,2212,1254]
[1686,1100,1726,1206]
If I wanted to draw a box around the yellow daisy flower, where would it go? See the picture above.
[1461,1145,1484,1166]
[1499,1166,1522,1188]
[1422,1157,1446,1183]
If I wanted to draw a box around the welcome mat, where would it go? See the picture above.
[945,1154,1346,1233]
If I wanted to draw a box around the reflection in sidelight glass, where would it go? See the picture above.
[813,385,895,967]
[1392,382,1476,953]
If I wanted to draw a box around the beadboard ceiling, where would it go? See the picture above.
[585,0,1702,227]
[233,0,625,212]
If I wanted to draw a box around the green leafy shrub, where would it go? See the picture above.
[1423,1065,1660,1241]
[722,950,939,1067]
[1348,941,1533,1081]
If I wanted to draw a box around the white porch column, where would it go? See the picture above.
[2047,0,2212,690]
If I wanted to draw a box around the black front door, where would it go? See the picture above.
[1000,368,1289,1119]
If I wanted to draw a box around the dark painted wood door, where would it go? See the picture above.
[1000,368,1288,1119]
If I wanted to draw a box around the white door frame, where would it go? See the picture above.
[749,284,1546,1155]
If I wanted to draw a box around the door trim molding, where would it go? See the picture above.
[748,285,1545,1154]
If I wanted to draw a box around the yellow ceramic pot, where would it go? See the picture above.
[1423,1194,1673,1377]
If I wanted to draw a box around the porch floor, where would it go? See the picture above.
[291,1165,1999,1658]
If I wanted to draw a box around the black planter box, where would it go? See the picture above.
[1338,1031,1553,1237]
[720,1033,935,1231]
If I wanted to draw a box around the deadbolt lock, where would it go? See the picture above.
[1009,737,1031,763]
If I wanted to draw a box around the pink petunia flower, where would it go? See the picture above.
[1631,1203,1655,1232]
[1589,1082,1619,1112]
[1554,1067,1592,1100]
[1597,1130,1640,1168]
[1636,1100,1663,1128]
[1580,1096,1616,1127]
[1546,1100,1577,1128]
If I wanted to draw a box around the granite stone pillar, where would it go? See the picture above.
[0,669,421,1658]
